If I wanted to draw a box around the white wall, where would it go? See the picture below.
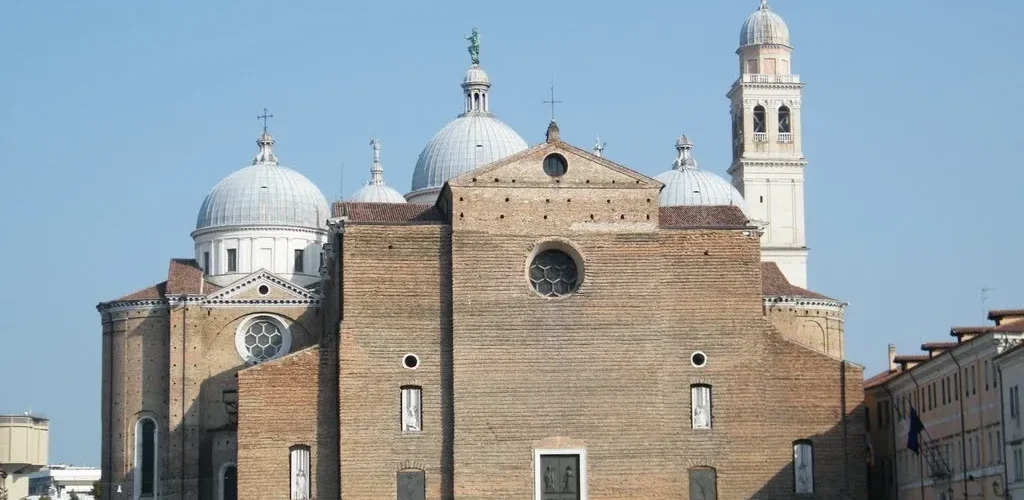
[193,226,327,287]
[999,349,1024,500]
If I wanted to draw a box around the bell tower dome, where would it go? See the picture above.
[728,0,808,287]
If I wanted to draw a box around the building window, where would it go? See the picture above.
[290,445,311,499]
[942,378,947,405]
[753,105,767,134]
[294,249,304,273]
[990,431,996,465]
[972,365,978,395]
[691,384,712,430]
[529,249,580,298]
[994,363,999,388]
[219,463,237,500]
[402,386,422,433]
[985,360,990,390]
[227,248,237,273]
[955,373,959,401]
[1015,447,1024,482]
[689,467,717,500]
[793,440,814,495]
[865,407,871,431]
[542,153,569,177]
[746,59,758,74]
[134,417,158,499]
[778,105,792,133]
[998,430,1003,462]
[234,315,291,364]
[538,453,582,500]
[397,469,426,500]
[203,251,211,276]
[1013,386,1021,418]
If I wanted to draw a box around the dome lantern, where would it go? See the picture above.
[655,135,745,209]
[739,0,791,49]
[349,139,407,204]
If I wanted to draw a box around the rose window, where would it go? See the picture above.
[529,249,579,297]
[234,316,291,364]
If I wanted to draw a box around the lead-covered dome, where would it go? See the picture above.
[656,135,744,208]
[740,0,791,48]
[195,132,330,232]
[350,139,407,204]
[406,55,528,203]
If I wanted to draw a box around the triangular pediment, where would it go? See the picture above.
[447,139,663,189]
[203,269,320,306]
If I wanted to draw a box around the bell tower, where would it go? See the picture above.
[728,0,809,287]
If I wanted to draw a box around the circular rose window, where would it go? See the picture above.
[529,249,580,297]
[235,315,292,364]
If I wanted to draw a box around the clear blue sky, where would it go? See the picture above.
[1,0,1021,466]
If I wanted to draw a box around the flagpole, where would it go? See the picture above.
[906,370,928,500]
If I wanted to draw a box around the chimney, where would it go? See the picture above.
[888,344,897,372]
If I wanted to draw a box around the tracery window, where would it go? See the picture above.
[290,445,311,499]
[234,315,291,364]
[691,384,712,430]
[529,250,579,298]
[793,440,814,495]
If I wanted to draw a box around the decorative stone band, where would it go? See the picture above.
[96,299,169,313]
[190,224,327,240]
[763,296,847,312]
[96,296,321,314]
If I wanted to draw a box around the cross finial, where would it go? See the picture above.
[257,108,274,133]
[542,84,562,122]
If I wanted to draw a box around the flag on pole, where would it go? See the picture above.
[907,407,925,454]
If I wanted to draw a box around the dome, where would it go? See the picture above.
[410,114,528,194]
[740,0,791,48]
[349,139,407,204]
[195,132,330,232]
[655,135,744,208]
[464,64,490,85]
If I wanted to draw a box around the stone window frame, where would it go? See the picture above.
[233,314,293,365]
[133,413,159,500]
[289,445,311,499]
[401,386,423,434]
[691,351,708,368]
[691,384,712,430]
[793,439,814,495]
[402,353,420,370]
[534,447,587,500]
[525,239,585,300]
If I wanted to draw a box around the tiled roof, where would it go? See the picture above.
[166,259,205,295]
[894,354,931,363]
[989,309,1024,321]
[864,369,897,389]
[760,262,835,301]
[950,326,994,337]
[922,341,959,351]
[116,281,167,301]
[658,205,749,228]
[993,319,1024,333]
[331,202,444,224]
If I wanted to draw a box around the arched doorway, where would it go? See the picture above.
[219,463,237,500]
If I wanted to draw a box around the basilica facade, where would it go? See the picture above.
[97,2,864,499]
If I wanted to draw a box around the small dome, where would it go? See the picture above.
[349,139,407,204]
[464,64,490,86]
[655,136,744,208]
[195,132,330,232]
[740,0,791,48]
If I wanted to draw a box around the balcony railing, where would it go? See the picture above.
[753,132,769,143]
[778,132,793,143]
[740,74,801,84]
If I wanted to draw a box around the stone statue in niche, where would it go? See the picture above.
[562,466,574,493]
[407,402,419,431]
[543,465,555,493]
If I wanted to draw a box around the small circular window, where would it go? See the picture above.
[235,315,291,364]
[543,153,568,177]
[257,284,270,295]
[691,351,707,368]
[529,249,580,297]
[403,354,419,370]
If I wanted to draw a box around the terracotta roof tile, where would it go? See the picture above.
[865,369,898,388]
[331,202,444,224]
[950,326,994,337]
[166,258,205,295]
[116,281,167,301]
[993,319,1024,333]
[989,309,1024,321]
[922,341,959,351]
[760,262,835,301]
[658,205,749,228]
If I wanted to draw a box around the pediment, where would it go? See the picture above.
[447,140,663,189]
[203,269,320,306]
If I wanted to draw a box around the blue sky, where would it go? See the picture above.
[1,0,1021,466]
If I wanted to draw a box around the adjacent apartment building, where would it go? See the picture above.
[992,310,1024,500]
[866,308,1024,500]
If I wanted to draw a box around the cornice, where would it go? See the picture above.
[191,224,327,239]
[888,333,1024,390]
[763,296,847,311]
[96,299,169,314]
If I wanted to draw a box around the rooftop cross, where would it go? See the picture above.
[257,108,274,133]
[543,85,562,122]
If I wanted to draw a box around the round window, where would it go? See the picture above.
[257,284,270,295]
[403,354,419,370]
[543,153,568,177]
[691,351,707,368]
[234,315,292,364]
[529,249,580,297]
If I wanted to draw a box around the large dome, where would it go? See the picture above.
[195,132,330,232]
[655,136,744,208]
[740,0,791,48]
[407,60,528,202]
[410,114,528,193]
